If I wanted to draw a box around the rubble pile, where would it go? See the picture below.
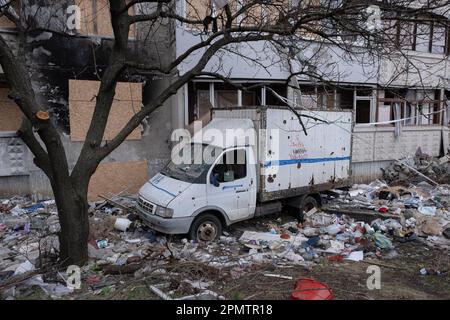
[382,148,450,184]
[324,180,450,247]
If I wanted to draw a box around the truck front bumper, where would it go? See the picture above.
[137,206,193,234]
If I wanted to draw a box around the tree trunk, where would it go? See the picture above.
[53,180,90,267]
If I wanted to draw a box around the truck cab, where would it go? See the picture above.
[137,119,258,242]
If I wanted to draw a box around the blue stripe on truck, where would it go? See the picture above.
[264,156,351,167]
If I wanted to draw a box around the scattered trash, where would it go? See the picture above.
[344,250,364,262]
[2,172,450,300]
[291,278,333,300]
[372,232,393,250]
[114,218,132,232]
[419,268,443,276]
[443,228,450,239]
[263,273,293,280]
[96,239,109,249]
[13,261,35,276]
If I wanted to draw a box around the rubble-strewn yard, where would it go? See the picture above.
[2,152,450,300]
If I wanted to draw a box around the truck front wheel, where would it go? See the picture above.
[189,214,222,242]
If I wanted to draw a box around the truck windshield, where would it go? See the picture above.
[161,143,222,183]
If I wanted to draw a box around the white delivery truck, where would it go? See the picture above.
[136,106,352,241]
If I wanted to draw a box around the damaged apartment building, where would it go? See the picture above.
[1,0,450,200]
[174,0,450,183]
[0,0,182,200]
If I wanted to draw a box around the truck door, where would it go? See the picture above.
[236,146,257,219]
[207,147,249,222]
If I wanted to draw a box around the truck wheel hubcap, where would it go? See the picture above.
[197,222,217,241]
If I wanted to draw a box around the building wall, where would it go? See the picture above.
[0,1,176,201]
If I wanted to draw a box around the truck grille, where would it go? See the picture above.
[138,196,155,215]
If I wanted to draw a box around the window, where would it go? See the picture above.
[377,89,443,126]
[163,143,221,183]
[431,25,446,54]
[414,23,431,52]
[215,82,238,108]
[405,16,450,54]
[188,82,211,124]
[355,100,371,123]
[265,84,287,106]
[211,149,246,183]
[241,88,261,106]
[338,87,354,110]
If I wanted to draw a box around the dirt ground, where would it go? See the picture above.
[12,214,450,300]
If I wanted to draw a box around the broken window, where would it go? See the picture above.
[241,87,262,106]
[338,87,354,110]
[378,89,443,126]
[214,83,238,108]
[212,149,247,183]
[296,84,318,109]
[188,82,211,124]
[265,83,287,106]
[355,100,371,124]
[354,87,375,124]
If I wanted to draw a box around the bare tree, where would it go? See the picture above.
[0,0,447,266]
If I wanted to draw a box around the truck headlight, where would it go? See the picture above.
[155,206,174,218]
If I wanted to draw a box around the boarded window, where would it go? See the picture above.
[88,160,148,201]
[75,0,135,38]
[68,79,142,141]
[0,87,22,132]
[0,0,19,29]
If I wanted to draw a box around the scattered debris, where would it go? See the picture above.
[2,172,450,300]
[290,278,333,300]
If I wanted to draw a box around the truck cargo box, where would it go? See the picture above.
[212,106,352,202]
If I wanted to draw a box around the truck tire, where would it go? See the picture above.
[297,195,318,222]
[189,214,222,242]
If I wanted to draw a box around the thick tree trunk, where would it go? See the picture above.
[53,180,90,267]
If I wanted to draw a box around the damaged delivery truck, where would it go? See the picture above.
[136,106,352,241]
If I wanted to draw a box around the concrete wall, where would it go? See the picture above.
[350,125,449,183]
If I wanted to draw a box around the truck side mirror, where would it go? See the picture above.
[210,173,220,187]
